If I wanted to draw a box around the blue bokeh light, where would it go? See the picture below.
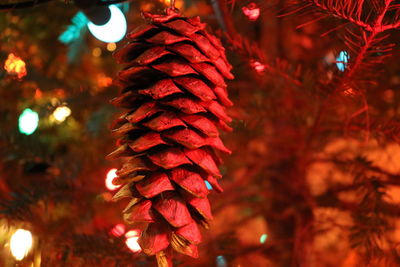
[87,5,127,43]
[216,255,227,267]
[336,51,349,72]
[205,181,213,190]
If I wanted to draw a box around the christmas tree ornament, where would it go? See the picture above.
[108,7,233,266]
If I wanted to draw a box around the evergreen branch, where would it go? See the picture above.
[0,177,73,220]
[223,31,303,87]
[0,0,129,10]
[0,186,41,220]
[212,0,303,87]
[297,0,373,31]
[291,0,400,34]
[69,234,134,261]
[0,0,53,10]
[315,156,400,183]
[338,0,397,91]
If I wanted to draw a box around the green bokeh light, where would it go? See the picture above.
[18,108,39,135]
[260,233,268,244]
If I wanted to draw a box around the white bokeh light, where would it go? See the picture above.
[53,106,71,123]
[105,168,121,191]
[87,5,127,43]
[125,230,141,253]
[10,229,33,261]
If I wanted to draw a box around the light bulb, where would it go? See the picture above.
[18,109,39,135]
[53,106,71,123]
[10,229,33,261]
[87,5,127,43]
[105,168,121,191]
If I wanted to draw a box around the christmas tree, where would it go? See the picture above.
[1,0,400,266]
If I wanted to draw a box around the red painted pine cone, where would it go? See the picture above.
[108,8,233,266]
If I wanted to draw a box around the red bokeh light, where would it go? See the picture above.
[250,60,266,73]
[242,3,260,21]
[110,223,126,237]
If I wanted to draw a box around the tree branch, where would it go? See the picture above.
[0,0,129,10]
[303,0,373,32]
[0,0,53,11]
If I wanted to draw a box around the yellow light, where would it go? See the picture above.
[158,0,183,8]
[106,43,117,52]
[4,53,27,79]
[92,47,102,57]
[10,229,33,261]
[52,106,71,123]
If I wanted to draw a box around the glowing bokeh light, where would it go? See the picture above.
[87,5,127,43]
[125,230,142,253]
[105,168,121,191]
[260,233,268,244]
[92,47,102,57]
[52,106,71,123]
[58,12,88,44]
[336,51,349,72]
[205,181,213,190]
[250,60,266,73]
[106,43,117,52]
[34,89,43,100]
[10,229,33,261]
[216,255,227,267]
[18,109,39,135]
[111,224,126,237]
[4,53,27,79]
[97,74,113,88]
[242,3,260,21]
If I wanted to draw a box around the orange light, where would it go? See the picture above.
[106,43,117,52]
[125,230,142,253]
[242,3,260,21]
[97,74,113,88]
[159,0,170,6]
[111,224,126,237]
[34,89,43,100]
[105,168,121,191]
[158,0,183,8]
[4,53,27,79]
